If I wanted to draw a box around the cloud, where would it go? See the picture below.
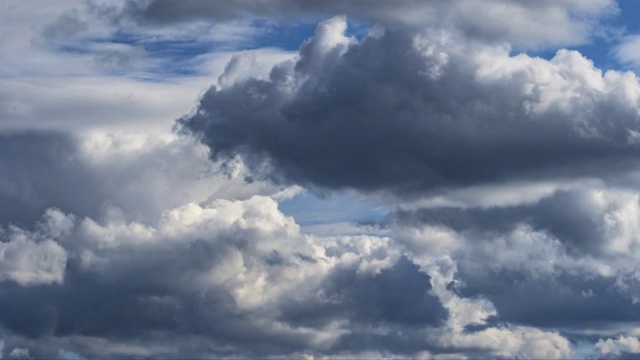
[40,8,88,44]
[117,0,616,49]
[387,183,640,344]
[0,208,70,286]
[0,132,104,226]
[0,131,290,227]
[0,195,448,358]
[395,186,640,257]
[597,335,640,357]
[614,35,640,70]
[2,1,640,358]
[179,16,640,196]
[442,325,573,359]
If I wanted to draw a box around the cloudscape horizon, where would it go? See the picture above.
[3,1,640,358]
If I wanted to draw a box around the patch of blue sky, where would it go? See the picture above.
[524,38,617,74]
[144,39,211,59]
[102,29,141,46]
[138,60,204,79]
[59,349,85,360]
[105,30,215,66]
[57,31,214,79]
[568,0,636,72]
[278,190,390,229]
[525,0,640,72]
[55,15,370,81]
[521,37,614,73]
[614,0,640,34]
[570,340,599,360]
[345,19,372,42]
[253,18,370,51]
[253,20,317,51]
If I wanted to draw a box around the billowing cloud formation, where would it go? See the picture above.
[0,195,448,358]
[5,0,640,358]
[0,132,583,359]
[395,184,640,320]
[180,16,640,195]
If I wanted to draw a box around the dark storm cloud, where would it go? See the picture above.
[0,259,300,358]
[178,18,640,195]
[308,257,447,355]
[0,132,105,227]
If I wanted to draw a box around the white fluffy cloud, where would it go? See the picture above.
[445,326,572,359]
[597,335,640,356]
[0,209,71,286]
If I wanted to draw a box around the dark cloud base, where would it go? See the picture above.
[179,22,640,196]
[0,255,446,358]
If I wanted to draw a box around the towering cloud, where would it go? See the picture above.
[180,16,640,194]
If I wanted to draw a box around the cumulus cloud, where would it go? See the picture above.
[0,195,449,358]
[597,335,640,356]
[179,16,640,196]
[0,208,70,286]
[445,326,573,359]
[391,184,640,334]
[0,131,292,226]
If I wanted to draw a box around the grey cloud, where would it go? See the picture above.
[40,9,87,44]
[112,0,616,49]
[0,209,69,286]
[0,131,280,227]
[455,269,640,329]
[395,188,619,256]
[0,196,448,358]
[392,184,640,337]
[6,1,640,358]
[92,46,146,75]
[0,132,106,226]
[178,17,640,196]
[280,256,446,329]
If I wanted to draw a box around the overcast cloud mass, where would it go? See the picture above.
[4,0,640,358]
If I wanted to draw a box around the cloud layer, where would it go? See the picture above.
[3,0,640,358]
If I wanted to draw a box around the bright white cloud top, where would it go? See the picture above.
[1,0,640,358]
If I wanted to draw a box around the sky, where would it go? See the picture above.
[4,0,640,358]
